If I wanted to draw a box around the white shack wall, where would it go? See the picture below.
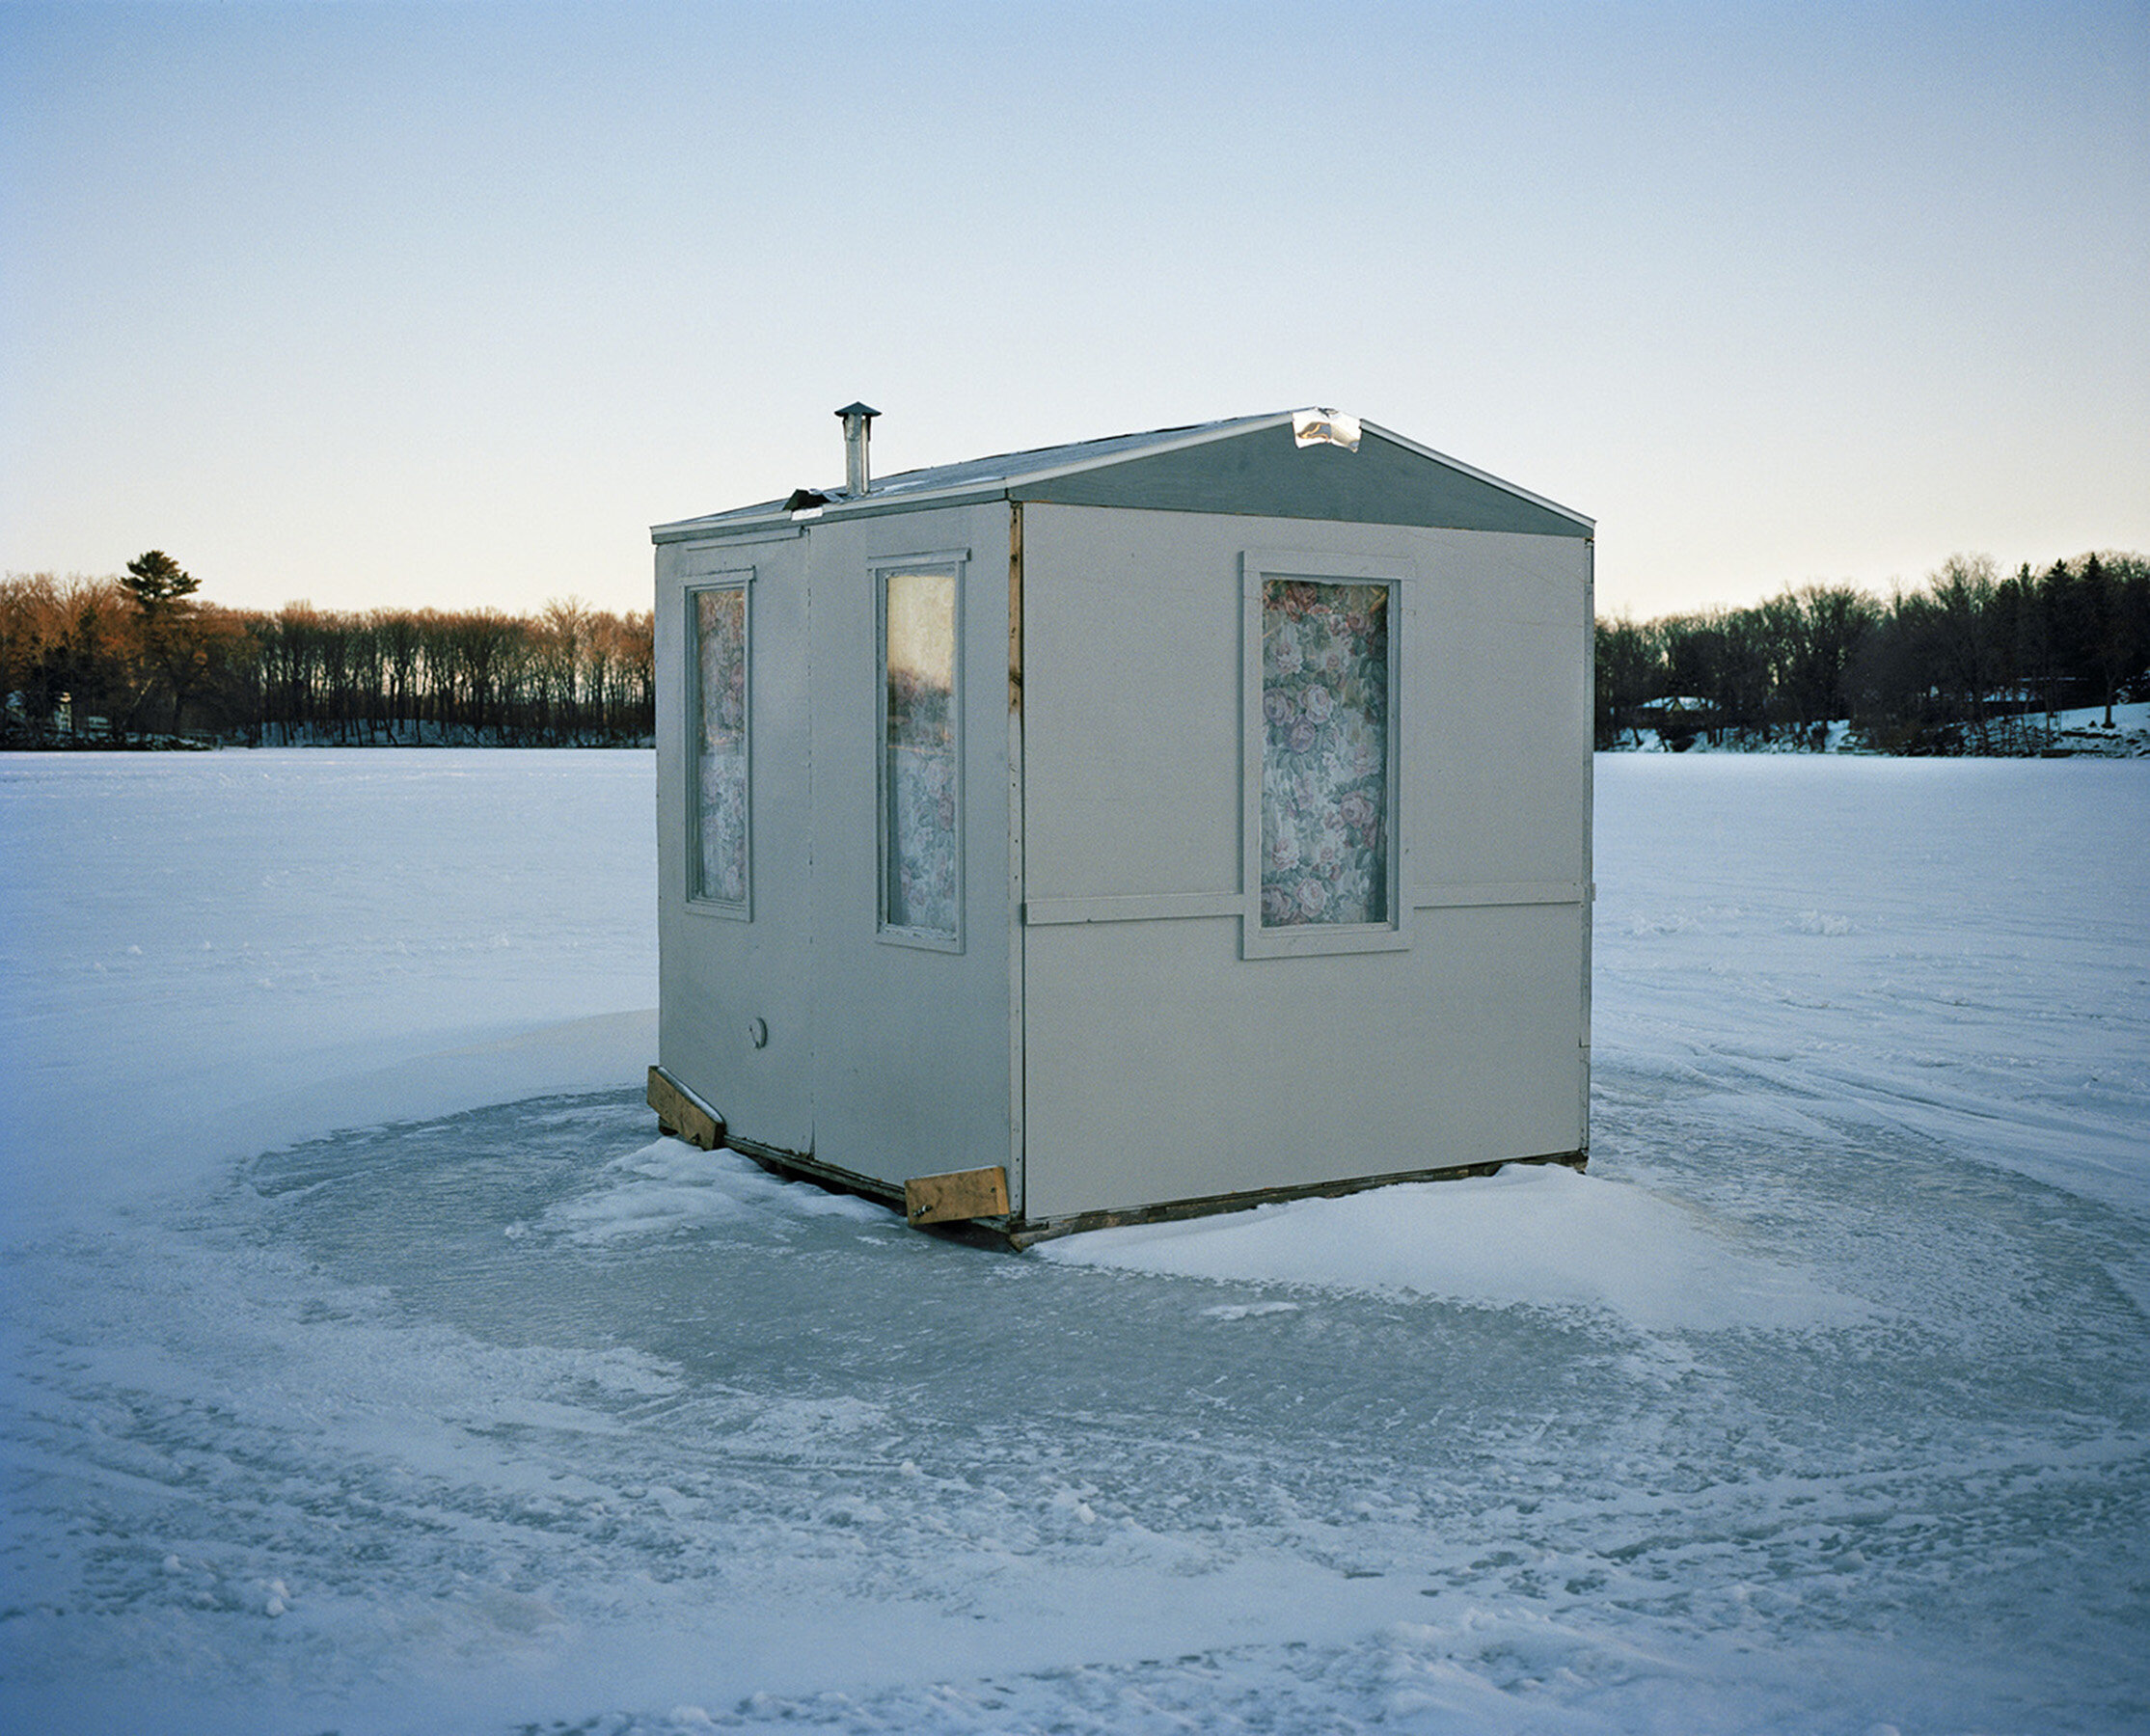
[1019,502,1590,1221]
[655,503,1018,1199]
[656,528,816,1158]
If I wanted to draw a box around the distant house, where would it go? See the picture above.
[647,407,1594,1242]
[1632,695,1719,745]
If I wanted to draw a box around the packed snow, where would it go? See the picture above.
[2,748,2146,1734]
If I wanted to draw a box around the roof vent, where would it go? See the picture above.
[1293,407,1361,451]
[836,401,880,496]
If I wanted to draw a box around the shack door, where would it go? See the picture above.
[665,531,815,1159]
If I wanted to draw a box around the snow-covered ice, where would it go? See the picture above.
[3,748,2146,1734]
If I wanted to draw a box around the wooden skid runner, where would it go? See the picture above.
[646,1066,723,1152]
[905,1166,1011,1226]
[1000,1151,1588,1249]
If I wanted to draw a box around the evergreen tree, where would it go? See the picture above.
[120,550,205,735]
[121,550,200,610]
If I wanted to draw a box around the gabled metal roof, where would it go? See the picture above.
[651,410,1592,543]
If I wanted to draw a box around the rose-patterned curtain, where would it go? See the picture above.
[884,571,958,936]
[1260,580,1389,927]
[694,587,748,905]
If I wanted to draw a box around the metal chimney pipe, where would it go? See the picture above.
[835,401,879,496]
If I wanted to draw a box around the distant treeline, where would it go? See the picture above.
[9,548,2147,757]
[1,566,653,747]
[1597,552,2150,753]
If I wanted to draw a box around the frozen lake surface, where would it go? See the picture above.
[3,750,2146,1734]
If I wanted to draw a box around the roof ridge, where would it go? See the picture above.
[652,410,1592,540]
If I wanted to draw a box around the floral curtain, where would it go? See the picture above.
[1260,580,1389,927]
[884,570,958,936]
[694,587,748,905]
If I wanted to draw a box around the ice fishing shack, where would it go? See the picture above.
[646,406,1593,1243]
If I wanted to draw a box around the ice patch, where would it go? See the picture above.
[1039,1164,1876,1332]
[718,1396,892,1459]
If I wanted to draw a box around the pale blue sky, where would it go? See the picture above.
[4,1,2145,619]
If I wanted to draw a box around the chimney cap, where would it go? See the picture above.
[834,401,880,420]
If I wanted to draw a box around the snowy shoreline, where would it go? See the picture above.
[1604,697,2150,757]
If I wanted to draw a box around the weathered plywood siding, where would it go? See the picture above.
[1021,905,1588,1217]
[1018,502,1589,1222]
[656,528,816,1158]
[655,503,1019,1197]
[1409,529,1592,890]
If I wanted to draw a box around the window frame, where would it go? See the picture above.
[874,550,968,953]
[686,572,753,919]
[1240,549,1412,959]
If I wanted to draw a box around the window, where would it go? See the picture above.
[1242,553,1408,957]
[877,556,964,948]
[690,580,749,913]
